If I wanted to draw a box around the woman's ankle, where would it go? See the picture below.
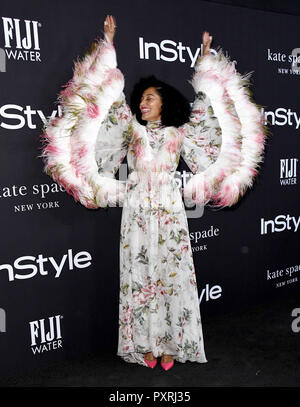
[144,351,156,361]
[161,354,173,362]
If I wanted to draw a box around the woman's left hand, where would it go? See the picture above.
[104,15,117,43]
[202,31,213,56]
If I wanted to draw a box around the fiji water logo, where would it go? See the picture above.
[29,315,63,355]
[1,17,42,71]
[280,158,298,186]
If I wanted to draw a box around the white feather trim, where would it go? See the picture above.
[40,37,125,209]
[184,48,266,207]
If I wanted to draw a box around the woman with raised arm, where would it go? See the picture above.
[40,14,266,370]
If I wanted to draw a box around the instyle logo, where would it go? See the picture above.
[199,284,222,303]
[139,37,217,67]
[0,103,62,130]
[280,158,298,186]
[2,17,41,63]
[30,315,63,354]
[260,214,300,235]
[265,108,300,129]
[0,249,92,282]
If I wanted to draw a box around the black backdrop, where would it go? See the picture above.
[0,0,299,378]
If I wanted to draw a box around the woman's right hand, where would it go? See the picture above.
[202,31,213,56]
[104,15,116,43]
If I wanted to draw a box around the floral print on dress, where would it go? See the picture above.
[94,91,222,366]
[41,36,265,367]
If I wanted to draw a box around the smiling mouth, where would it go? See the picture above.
[141,109,151,115]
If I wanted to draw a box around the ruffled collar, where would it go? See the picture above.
[146,120,164,130]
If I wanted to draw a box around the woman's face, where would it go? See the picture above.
[139,87,162,122]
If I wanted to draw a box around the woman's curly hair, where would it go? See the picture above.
[130,75,191,128]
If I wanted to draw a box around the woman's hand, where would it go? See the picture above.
[104,15,116,43]
[202,31,213,56]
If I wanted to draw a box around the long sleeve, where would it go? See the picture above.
[95,95,132,178]
[39,34,131,209]
[181,49,268,208]
[179,90,222,174]
[93,93,132,207]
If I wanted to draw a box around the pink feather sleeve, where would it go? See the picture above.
[39,35,130,209]
[181,48,269,208]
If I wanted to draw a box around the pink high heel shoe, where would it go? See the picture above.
[161,358,174,371]
[144,356,157,368]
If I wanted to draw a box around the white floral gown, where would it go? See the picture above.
[96,92,221,366]
[41,36,265,368]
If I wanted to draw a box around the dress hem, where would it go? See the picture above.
[117,351,208,367]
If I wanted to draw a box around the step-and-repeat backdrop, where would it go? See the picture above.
[0,0,299,377]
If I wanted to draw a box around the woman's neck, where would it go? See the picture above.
[146,119,163,130]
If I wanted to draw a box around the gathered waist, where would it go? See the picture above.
[124,170,183,212]
[127,170,178,188]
